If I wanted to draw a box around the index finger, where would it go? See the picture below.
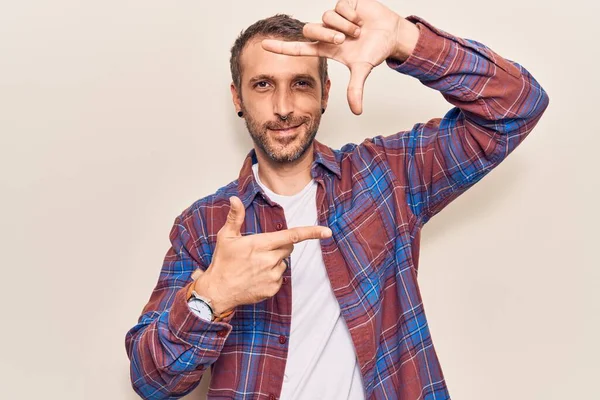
[262,39,321,57]
[261,225,333,249]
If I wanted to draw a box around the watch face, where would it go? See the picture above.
[188,298,212,321]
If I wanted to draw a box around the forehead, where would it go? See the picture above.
[239,37,320,81]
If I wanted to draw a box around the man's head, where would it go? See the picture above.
[229,14,331,164]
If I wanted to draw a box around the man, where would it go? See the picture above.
[125,0,549,399]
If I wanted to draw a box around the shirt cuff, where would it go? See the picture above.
[168,281,235,347]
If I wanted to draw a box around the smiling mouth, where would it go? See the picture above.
[269,124,302,134]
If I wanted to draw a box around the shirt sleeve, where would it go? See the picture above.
[124,214,235,399]
[367,15,550,226]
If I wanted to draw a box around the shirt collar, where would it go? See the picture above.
[236,139,341,209]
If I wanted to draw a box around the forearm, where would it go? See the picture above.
[368,16,549,223]
[125,216,235,399]
[125,283,232,399]
[388,15,549,135]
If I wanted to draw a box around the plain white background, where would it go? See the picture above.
[1,0,598,399]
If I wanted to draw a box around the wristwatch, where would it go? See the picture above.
[186,277,235,322]
[187,289,215,322]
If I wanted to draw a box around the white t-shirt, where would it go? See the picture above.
[252,163,365,400]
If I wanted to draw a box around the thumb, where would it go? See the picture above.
[221,196,245,236]
[347,62,372,115]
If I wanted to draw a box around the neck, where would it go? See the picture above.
[255,144,314,196]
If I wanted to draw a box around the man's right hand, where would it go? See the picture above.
[193,196,332,316]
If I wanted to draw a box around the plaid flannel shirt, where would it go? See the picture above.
[125,15,549,400]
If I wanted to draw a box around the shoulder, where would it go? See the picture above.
[338,138,390,173]
[178,179,240,225]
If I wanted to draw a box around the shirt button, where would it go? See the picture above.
[276,223,283,230]
[279,335,287,344]
[282,277,288,285]
[269,395,277,400]
[217,330,227,338]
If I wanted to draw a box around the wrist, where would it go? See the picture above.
[390,18,420,62]
[193,270,235,316]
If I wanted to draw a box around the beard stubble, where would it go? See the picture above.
[243,108,321,164]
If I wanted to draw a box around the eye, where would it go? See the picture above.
[295,80,311,88]
[254,81,270,89]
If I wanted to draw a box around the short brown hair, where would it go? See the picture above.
[229,14,328,97]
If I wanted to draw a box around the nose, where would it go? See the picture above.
[273,87,293,120]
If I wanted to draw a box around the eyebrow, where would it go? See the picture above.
[248,74,318,86]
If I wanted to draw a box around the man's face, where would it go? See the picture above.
[232,37,330,164]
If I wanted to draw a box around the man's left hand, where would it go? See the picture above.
[262,0,419,115]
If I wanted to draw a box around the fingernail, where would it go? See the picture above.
[334,33,344,44]
[321,228,332,238]
[353,28,360,37]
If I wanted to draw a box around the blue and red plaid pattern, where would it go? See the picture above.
[125,15,549,399]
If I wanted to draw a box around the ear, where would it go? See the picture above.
[321,79,331,110]
[230,82,243,113]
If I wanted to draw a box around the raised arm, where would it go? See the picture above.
[368,16,549,224]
